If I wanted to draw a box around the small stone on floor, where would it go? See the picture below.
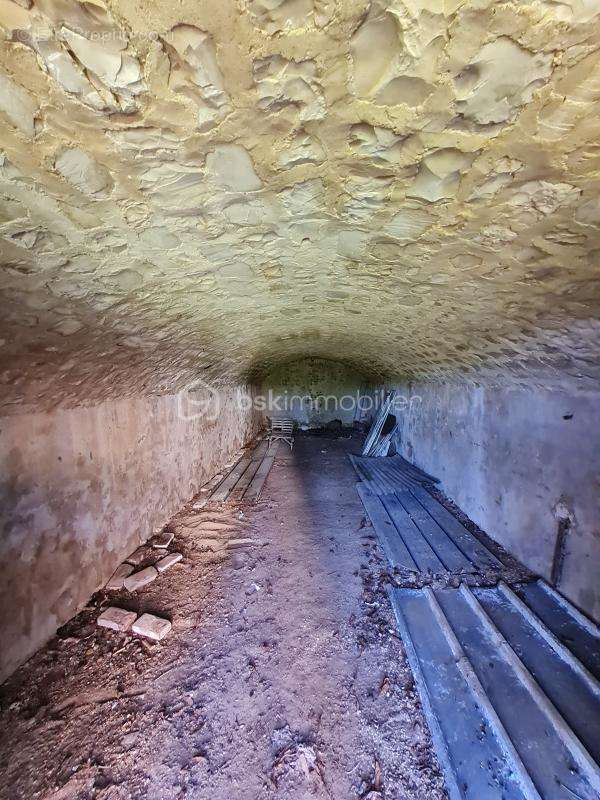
[156,552,183,572]
[97,607,137,632]
[123,566,159,591]
[132,613,172,641]
[227,538,256,549]
[105,563,134,590]
[150,531,174,549]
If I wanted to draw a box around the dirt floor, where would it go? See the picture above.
[0,433,448,800]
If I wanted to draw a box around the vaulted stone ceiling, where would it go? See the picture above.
[1,0,599,411]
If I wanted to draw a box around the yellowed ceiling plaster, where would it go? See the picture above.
[0,0,599,410]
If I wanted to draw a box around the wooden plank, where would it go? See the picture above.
[396,490,472,570]
[372,462,416,492]
[362,390,395,455]
[362,462,397,494]
[380,493,445,571]
[391,588,536,800]
[392,455,439,484]
[250,439,269,461]
[409,486,502,568]
[440,586,600,799]
[210,456,252,503]
[209,438,267,503]
[355,459,398,494]
[515,581,600,680]
[229,458,262,500]
[356,483,418,570]
[244,442,279,502]
[384,463,424,488]
[352,455,421,493]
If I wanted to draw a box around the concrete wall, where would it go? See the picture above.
[392,380,600,621]
[263,358,373,428]
[0,386,263,682]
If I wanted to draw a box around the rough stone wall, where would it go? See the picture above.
[393,379,600,622]
[0,387,263,681]
[263,358,372,427]
[1,0,600,411]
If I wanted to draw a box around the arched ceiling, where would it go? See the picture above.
[0,0,599,411]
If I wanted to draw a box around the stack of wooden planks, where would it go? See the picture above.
[200,438,280,505]
[351,450,600,799]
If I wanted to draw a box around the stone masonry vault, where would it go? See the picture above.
[1,0,600,411]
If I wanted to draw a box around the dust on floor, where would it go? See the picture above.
[0,434,447,800]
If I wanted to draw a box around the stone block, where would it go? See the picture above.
[97,606,137,632]
[150,531,174,549]
[132,613,172,641]
[123,566,159,592]
[105,563,134,590]
[156,552,183,573]
[227,538,256,549]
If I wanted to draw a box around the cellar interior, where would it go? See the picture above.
[0,1,599,798]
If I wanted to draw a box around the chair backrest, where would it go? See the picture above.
[270,418,294,434]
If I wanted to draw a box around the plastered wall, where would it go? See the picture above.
[393,380,600,622]
[0,386,263,681]
[263,358,373,428]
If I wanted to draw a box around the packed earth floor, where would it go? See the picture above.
[0,433,456,800]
